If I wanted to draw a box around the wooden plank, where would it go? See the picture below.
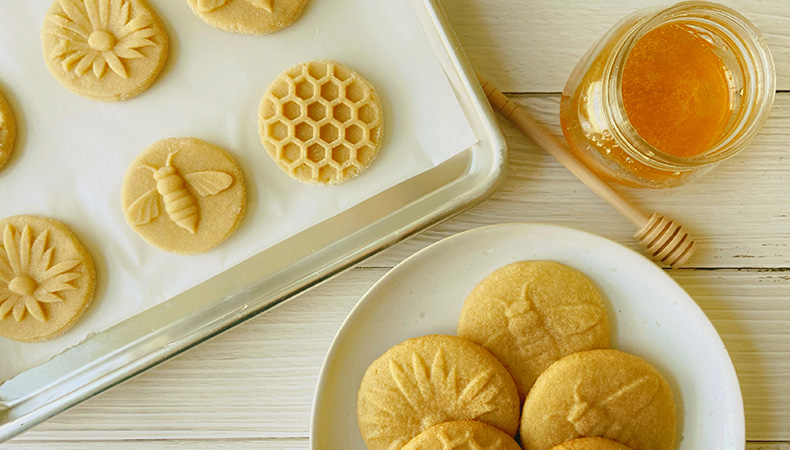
[444,0,790,93]
[363,93,790,269]
[8,269,789,442]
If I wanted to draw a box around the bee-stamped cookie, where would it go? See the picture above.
[357,335,520,450]
[0,90,16,172]
[520,349,677,450]
[122,138,246,255]
[402,421,522,450]
[186,0,308,35]
[550,438,634,450]
[0,216,96,343]
[458,261,611,400]
[41,0,169,101]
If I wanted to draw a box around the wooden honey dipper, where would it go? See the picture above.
[478,76,696,268]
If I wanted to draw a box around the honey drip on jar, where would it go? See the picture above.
[621,23,733,158]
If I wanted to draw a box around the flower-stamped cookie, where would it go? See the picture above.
[402,421,522,450]
[0,90,16,172]
[0,216,96,343]
[122,138,247,255]
[357,335,520,450]
[259,60,384,185]
[186,0,309,35]
[520,349,677,450]
[458,261,611,400]
[41,0,169,101]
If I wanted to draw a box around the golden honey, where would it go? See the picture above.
[560,2,775,188]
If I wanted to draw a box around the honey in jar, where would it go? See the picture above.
[560,1,775,188]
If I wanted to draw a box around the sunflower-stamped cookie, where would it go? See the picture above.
[357,335,520,450]
[41,0,169,101]
[0,216,96,343]
[122,138,247,255]
[186,0,309,35]
[0,90,16,172]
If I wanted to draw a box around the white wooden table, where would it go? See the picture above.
[6,0,789,448]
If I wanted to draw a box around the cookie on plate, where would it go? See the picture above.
[41,0,169,101]
[0,215,96,342]
[550,437,634,450]
[358,335,520,450]
[186,0,308,35]
[458,261,610,399]
[122,138,246,255]
[259,60,384,185]
[0,90,16,172]
[402,420,522,450]
[520,349,677,450]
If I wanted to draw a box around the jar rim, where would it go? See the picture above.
[601,1,776,170]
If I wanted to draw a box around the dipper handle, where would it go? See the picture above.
[479,76,696,267]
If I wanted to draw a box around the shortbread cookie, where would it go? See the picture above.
[186,0,308,35]
[41,0,169,101]
[520,350,677,450]
[0,216,96,342]
[358,335,520,450]
[458,261,610,400]
[122,138,246,255]
[550,437,634,450]
[259,60,384,185]
[0,90,16,172]
[403,421,522,450]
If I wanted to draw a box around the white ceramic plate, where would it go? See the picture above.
[310,223,744,450]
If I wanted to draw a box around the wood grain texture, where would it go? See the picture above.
[445,0,790,93]
[363,94,790,269]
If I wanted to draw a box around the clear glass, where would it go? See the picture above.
[560,1,775,188]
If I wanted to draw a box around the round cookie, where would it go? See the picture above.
[520,349,677,450]
[122,138,246,255]
[0,90,16,172]
[550,438,634,450]
[402,421,522,450]
[186,0,308,35]
[0,216,96,342]
[41,0,169,102]
[458,261,610,400]
[357,335,520,450]
[259,60,384,185]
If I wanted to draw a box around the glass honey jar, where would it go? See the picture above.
[560,1,775,188]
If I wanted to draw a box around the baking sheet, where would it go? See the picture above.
[0,0,476,380]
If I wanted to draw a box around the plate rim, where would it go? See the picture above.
[309,222,745,449]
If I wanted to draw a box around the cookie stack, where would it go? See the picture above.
[357,261,677,450]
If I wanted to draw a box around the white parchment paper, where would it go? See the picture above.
[0,0,477,381]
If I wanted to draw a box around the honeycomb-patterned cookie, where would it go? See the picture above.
[0,90,16,172]
[259,60,384,185]
[357,335,520,450]
[402,421,522,450]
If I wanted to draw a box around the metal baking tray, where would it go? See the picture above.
[0,0,506,441]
